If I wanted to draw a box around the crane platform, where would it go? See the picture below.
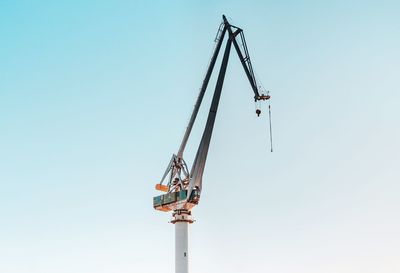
[153,189,199,212]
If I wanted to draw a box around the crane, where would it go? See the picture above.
[152,15,271,273]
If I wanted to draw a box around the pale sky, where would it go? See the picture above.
[1,1,399,273]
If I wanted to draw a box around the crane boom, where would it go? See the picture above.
[177,26,227,159]
[188,36,232,196]
[153,15,270,212]
[224,16,259,99]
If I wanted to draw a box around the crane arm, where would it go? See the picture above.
[187,16,269,200]
[188,37,233,196]
[155,15,270,209]
[158,25,227,189]
[223,16,269,101]
[177,26,228,159]
[223,16,258,100]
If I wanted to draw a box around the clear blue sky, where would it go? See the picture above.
[1,1,399,273]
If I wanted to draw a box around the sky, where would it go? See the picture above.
[1,1,399,273]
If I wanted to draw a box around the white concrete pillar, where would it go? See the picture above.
[175,221,189,273]
[172,210,193,273]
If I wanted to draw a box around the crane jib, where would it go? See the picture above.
[153,15,270,213]
[188,36,233,198]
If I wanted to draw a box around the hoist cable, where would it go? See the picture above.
[268,104,273,152]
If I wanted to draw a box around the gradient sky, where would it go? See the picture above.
[1,1,399,273]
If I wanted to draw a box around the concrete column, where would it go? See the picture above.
[175,221,188,273]
[171,210,193,273]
